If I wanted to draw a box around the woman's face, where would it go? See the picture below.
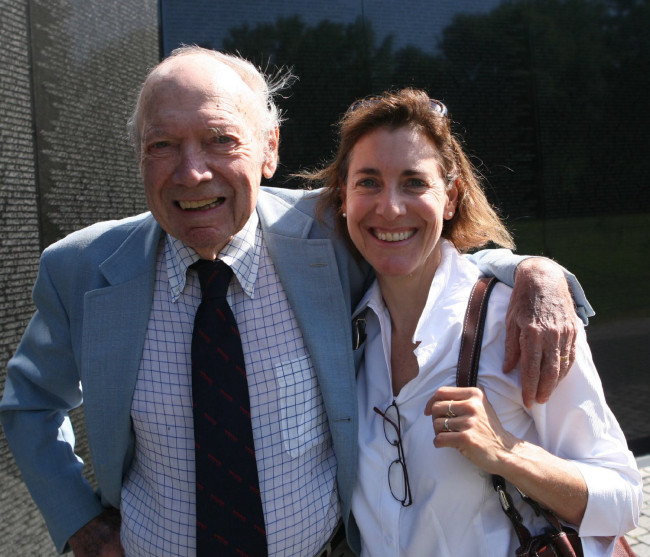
[342,126,457,282]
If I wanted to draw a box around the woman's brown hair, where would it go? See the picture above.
[307,88,514,253]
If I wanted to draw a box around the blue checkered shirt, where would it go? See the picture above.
[120,210,340,556]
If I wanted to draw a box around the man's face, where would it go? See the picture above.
[138,55,278,260]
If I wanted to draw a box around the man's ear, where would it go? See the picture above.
[262,125,280,179]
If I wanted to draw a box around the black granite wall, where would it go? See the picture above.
[0,1,158,553]
[160,0,650,452]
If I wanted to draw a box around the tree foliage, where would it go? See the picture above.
[210,0,649,218]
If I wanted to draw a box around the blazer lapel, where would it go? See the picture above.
[257,191,358,508]
[264,232,357,418]
[80,215,161,505]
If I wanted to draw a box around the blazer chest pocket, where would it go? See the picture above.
[275,356,329,458]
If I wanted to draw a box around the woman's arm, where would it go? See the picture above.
[424,386,588,525]
[424,281,640,534]
[423,309,641,536]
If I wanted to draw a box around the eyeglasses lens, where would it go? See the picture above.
[388,459,408,502]
[381,404,400,446]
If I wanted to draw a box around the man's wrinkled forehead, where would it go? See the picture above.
[139,54,263,130]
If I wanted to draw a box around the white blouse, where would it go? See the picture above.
[351,240,641,557]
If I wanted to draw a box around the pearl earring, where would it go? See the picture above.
[447,211,454,218]
[342,212,347,218]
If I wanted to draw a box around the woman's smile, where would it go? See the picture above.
[371,228,416,242]
[343,126,457,282]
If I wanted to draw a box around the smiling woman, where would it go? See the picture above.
[341,125,456,288]
[303,89,641,556]
[313,90,514,258]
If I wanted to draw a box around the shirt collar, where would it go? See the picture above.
[351,239,458,336]
[166,210,261,302]
[351,278,383,320]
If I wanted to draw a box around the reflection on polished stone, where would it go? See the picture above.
[1,1,159,554]
[30,0,158,247]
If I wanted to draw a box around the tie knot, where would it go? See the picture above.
[192,259,233,300]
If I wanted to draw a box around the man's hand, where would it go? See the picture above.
[68,507,124,557]
[504,257,578,407]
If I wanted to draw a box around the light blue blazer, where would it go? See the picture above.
[1,187,372,553]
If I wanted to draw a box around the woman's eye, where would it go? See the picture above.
[358,178,378,189]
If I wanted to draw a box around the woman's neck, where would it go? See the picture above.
[379,276,428,337]
[377,255,438,334]
[377,267,437,395]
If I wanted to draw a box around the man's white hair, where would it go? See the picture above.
[127,45,295,157]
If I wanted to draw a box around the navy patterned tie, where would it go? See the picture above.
[191,259,267,556]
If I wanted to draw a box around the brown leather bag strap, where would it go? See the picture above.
[456,277,535,547]
[456,277,587,557]
[456,276,499,388]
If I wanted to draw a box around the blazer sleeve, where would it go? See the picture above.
[466,248,594,324]
[0,247,105,553]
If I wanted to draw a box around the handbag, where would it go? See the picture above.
[457,277,636,557]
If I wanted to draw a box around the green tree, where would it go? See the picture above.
[222,16,395,184]
[214,2,649,217]
[435,0,649,219]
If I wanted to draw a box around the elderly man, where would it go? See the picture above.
[1,46,589,556]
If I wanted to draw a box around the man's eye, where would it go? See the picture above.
[212,135,234,145]
[358,178,378,189]
[147,140,172,151]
